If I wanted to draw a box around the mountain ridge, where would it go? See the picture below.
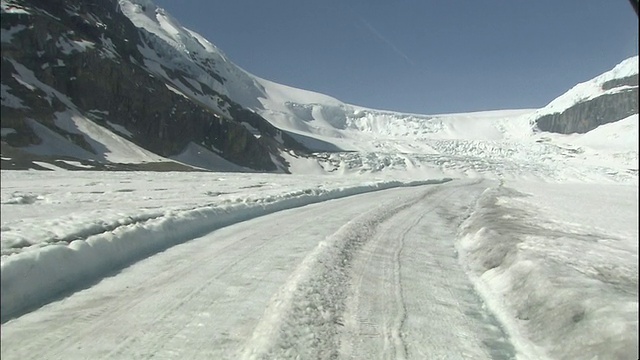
[1,0,308,172]
[0,0,637,178]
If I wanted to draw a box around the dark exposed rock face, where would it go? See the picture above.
[535,75,638,134]
[1,0,307,171]
[602,75,638,90]
[536,88,638,134]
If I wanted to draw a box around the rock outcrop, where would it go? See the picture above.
[533,57,638,135]
[536,82,638,134]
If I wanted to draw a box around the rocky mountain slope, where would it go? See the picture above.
[529,57,638,134]
[1,0,307,172]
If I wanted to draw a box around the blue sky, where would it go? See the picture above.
[152,0,638,114]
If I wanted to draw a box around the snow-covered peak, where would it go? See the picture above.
[118,0,268,114]
[119,0,226,59]
[529,55,638,119]
[602,55,639,82]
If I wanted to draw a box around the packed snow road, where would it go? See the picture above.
[1,179,515,360]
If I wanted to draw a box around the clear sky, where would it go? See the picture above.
[151,0,638,114]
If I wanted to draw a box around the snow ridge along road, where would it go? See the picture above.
[1,180,516,360]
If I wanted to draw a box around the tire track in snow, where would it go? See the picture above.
[7,216,309,360]
[340,179,516,360]
[103,228,282,359]
[340,186,456,359]
[240,186,438,360]
[390,221,410,360]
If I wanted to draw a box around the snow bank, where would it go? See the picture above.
[567,113,639,152]
[0,177,451,322]
[456,182,638,360]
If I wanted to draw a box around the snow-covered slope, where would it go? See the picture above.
[251,57,637,182]
[254,76,537,151]
[529,56,638,135]
[118,0,265,117]
[529,56,638,119]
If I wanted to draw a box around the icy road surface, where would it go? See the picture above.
[1,180,515,360]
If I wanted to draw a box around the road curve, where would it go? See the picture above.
[1,180,516,360]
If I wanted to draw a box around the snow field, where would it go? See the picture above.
[0,170,451,322]
[457,182,638,360]
[0,171,440,255]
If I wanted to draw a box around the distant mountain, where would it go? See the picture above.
[1,0,637,173]
[529,56,638,134]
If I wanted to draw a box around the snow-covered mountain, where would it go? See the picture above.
[1,0,308,172]
[530,56,638,134]
[1,0,638,180]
